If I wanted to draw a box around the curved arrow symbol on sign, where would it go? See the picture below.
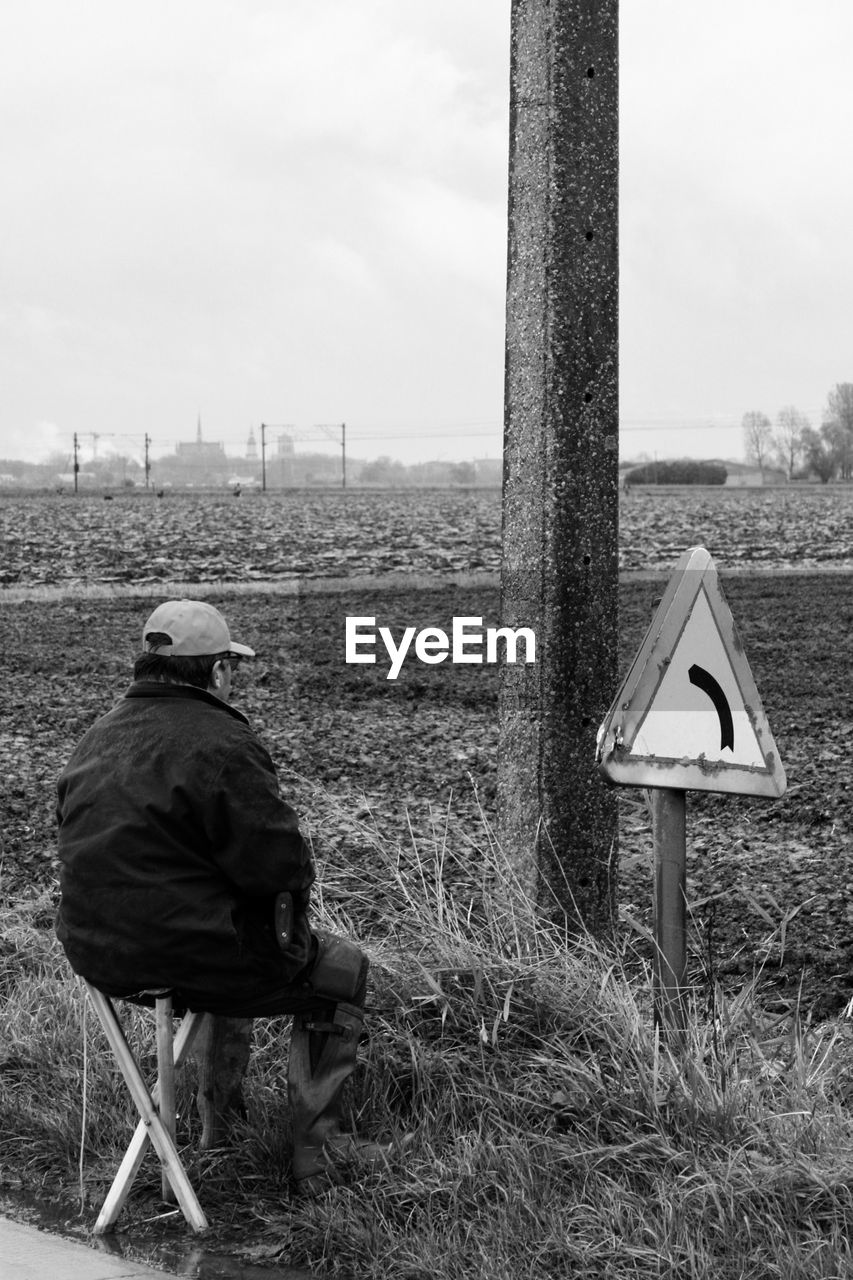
[688,664,734,751]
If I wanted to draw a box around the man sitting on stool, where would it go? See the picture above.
[55,598,396,1195]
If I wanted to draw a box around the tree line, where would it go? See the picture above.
[742,382,853,483]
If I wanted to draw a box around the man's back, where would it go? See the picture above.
[56,681,315,1010]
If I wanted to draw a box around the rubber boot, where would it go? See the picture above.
[287,1001,395,1194]
[195,1014,253,1150]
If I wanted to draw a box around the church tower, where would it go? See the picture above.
[246,426,258,461]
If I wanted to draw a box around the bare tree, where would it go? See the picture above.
[802,426,837,484]
[742,411,773,476]
[824,383,853,480]
[773,406,809,479]
[821,420,853,480]
[826,382,853,429]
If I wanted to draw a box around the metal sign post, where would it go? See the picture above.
[650,787,687,1036]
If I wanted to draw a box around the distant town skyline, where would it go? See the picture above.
[0,413,765,473]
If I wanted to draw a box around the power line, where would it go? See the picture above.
[345,430,500,442]
[53,409,833,465]
[619,423,737,434]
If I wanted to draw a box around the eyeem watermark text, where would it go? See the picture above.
[346,616,536,681]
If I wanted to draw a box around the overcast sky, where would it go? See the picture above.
[2,1,851,469]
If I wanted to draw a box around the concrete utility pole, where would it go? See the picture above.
[498,0,619,935]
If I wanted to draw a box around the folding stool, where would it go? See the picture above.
[83,982,210,1234]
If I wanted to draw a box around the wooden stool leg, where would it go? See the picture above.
[155,995,176,1203]
[94,1009,206,1231]
[85,985,208,1235]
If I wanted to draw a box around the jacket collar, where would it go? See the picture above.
[124,681,250,724]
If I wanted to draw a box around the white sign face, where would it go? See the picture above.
[596,547,786,797]
[633,588,765,767]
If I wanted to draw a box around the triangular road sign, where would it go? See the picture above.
[596,547,786,797]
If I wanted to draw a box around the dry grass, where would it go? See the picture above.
[4,797,853,1277]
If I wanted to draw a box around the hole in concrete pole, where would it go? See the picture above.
[586,66,596,77]
[585,230,594,241]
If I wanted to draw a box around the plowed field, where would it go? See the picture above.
[3,487,853,1016]
[2,482,853,588]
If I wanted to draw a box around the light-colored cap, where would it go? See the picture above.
[142,600,255,658]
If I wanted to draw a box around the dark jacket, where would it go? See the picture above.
[55,682,316,1010]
